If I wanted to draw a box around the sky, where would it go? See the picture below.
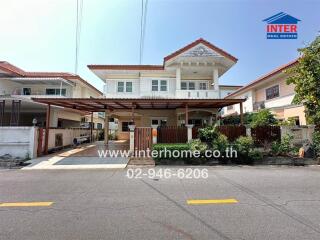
[0,0,319,91]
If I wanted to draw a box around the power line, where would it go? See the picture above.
[75,0,83,74]
[139,0,148,65]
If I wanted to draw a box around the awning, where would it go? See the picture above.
[32,97,245,112]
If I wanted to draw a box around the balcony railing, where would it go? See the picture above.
[175,90,220,99]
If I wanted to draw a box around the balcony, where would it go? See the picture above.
[175,90,220,99]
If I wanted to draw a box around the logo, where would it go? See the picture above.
[263,12,301,39]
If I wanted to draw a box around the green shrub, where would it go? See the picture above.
[248,149,263,162]
[198,125,219,142]
[250,109,278,128]
[271,134,295,156]
[212,134,229,153]
[189,139,208,153]
[235,136,254,155]
[312,131,320,158]
[152,143,191,162]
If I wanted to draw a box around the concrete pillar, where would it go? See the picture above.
[176,67,181,90]
[151,125,158,144]
[186,124,194,142]
[213,67,219,91]
[240,102,244,125]
[128,125,136,152]
[104,111,109,144]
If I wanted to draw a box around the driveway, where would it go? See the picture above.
[23,140,130,170]
[1,166,320,239]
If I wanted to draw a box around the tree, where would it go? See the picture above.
[286,35,320,124]
[250,109,277,128]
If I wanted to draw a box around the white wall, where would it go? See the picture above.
[0,127,37,158]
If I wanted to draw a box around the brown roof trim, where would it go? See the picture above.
[220,85,243,88]
[163,38,238,63]
[226,58,299,98]
[87,65,164,71]
[0,61,102,96]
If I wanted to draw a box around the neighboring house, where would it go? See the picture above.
[88,38,242,140]
[223,59,306,125]
[0,61,104,128]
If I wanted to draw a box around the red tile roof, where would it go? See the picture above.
[164,38,238,63]
[87,64,164,70]
[87,38,238,71]
[226,58,299,98]
[0,61,102,95]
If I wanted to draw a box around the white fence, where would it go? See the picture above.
[280,125,315,145]
[0,127,38,159]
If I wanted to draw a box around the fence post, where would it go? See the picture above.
[186,124,194,142]
[151,125,158,144]
[128,125,136,152]
[246,126,251,137]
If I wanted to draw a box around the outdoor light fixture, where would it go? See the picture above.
[32,118,37,126]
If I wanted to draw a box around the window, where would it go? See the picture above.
[151,118,167,126]
[23,88,31,95]
[181,82,187,90]
[160,80,167,91]
[122,122,130,132]
[266,85,279,100]
[126,82,132,92]
[152,80,167,91]
[46,88,66,96]
[117,82,124,92]
[199,82,207,90]
[152,80,158,91]
[181,81,195,90]
[97,123,103,129]
[188,82,195,90]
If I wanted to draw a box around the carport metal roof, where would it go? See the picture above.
[32,97,245,112]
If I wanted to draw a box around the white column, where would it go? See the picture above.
[128,125,136,152]
[104,111,109,144]
[186,124,194,142]
[176,67,181,90]
[213,67,219,91]
[151,125,158,144]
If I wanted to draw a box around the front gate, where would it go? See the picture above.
[134,127,152,152]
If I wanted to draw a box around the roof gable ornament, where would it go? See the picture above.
[181,45,222,58]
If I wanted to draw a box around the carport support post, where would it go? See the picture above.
[44,104,51,155]
[185,104,189,125]
[104,111,109,144]
[90,112,93,142]
[186,124,194,142]
[240,102,244,125]
[128,125,136,152]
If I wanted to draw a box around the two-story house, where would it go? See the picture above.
[223,59,306,125]
[0,61,105,128]
[87,38,242,140]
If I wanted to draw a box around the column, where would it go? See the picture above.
[104,110,109,144]
[90,112,93,142]
[128,124,136,152]
[176,67,181,90]
[44,104,51,154]
[240,102,244,125]
[151,125,158,144]
[186,124,194,142]
[213,67,219,91]
[185,104,189,125]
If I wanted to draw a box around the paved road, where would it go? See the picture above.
[1,166,320,240]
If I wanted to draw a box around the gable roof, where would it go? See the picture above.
[0,61,102,95]
[263,12,301,24]
[164,38,238,63]
[226,58,299,98]
[87,38,238,71]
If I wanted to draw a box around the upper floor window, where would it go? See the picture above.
[199,82,207,90]
[152,80,167,91]
[266,85,279,100]
[23,88,31,95]
[117,81,132,93]
[46,88,66,96]
[181,81,195,90]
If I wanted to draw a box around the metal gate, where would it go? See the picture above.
[134,127,152,152]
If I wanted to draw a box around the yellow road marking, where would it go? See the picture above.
[0,202,54,207]
[187,199,238,205]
